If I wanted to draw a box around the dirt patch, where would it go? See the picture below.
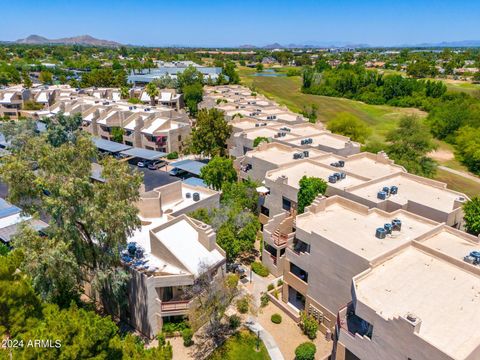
[429,149,455,161]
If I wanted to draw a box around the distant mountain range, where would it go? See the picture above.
[239,42,371,49]
[15,34,122,47]
[409,40,480,48]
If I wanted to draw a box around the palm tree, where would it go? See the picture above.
[145,83,159,106]
[120,86,130,100]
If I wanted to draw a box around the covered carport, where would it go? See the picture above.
[169,159,207,178]
[120,148,167,162]
[92,137,132,154]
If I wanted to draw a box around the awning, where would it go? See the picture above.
[170,160,206,176]
[120,147,166,161]
[92,137,132,153]
[256,186,270,194]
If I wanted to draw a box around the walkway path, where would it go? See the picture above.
[245,317,285,360]
[438,165,480,184]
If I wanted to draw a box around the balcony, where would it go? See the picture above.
[290,262,308,283]
[156,298,191,314]
[337,303,373,339]
[291,238,310,254]
[161,300,190,312]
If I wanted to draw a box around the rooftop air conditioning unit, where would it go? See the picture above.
[328,175,337,184]
[390,186,398,195]
[375,227,386,239]
[377,191,387,200]
[186,192,191,198]
[303,151,309,157]
[193,192,200,202]
[255,123,260,127]
[338,160,345,167]
[384,223,393,234]
[382,186,390,196]
[392,219,402,231]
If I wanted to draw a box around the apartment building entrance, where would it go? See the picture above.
[288,285,306,312]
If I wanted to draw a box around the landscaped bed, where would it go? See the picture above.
[208,330,270,360]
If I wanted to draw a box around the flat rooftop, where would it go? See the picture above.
[266,161,366,189]
[236,127,298,141]
[314,154,404,180]
[355,247,480,359]
[296,200,437,260]
[285,132,354,150]
[161,183,217,215]
[246,144,325,166]
[420,228,480,262]
[348,173,464,213]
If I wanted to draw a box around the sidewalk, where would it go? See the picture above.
[246,317,285,360]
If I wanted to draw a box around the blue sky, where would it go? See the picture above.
[2,0,480,47]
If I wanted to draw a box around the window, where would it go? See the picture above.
[290,262,308,283]
[125,141,133,146]
[282,197,292,211]
[145,146,154,150]
[293,238,310,254]
[178,135,181,141]
[260,205,270,217]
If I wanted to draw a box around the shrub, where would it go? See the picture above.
[300,312,318,340]
[162,318,190,336]
[229,314,241,330]
[166,151,179,160]
[127,97,142,104]
[277,279,284,287]
[260,293,269,308]
[182,328,194,347]
[236,297,250,314]
[295,342,316,360]
[271,313,282,324]
[273,289,279,299]
[157,332,166,346]
[251,262,269,277]
[267,283,275,291]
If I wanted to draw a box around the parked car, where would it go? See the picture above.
[147,159,167,170]
[169,168,186,177]
[227,263,247,279]
[137,160,150,168]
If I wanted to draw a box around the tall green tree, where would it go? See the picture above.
[464,197,480,236]
[145,82,159,106]
[39,71,53,85]
[455,126,480,174]
[120,86,130,99]
[298,176,327,214]
[200,156,237,191]
[189,108,232,157]
[385,116,437,177]
[0,252,42,337]
[22,71,32,88]
[0,115,142,308]
[183,82,203,115]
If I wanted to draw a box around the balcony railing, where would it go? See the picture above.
[160,299,191,312]
[337,303,373,339]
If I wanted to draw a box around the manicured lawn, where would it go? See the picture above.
[239,70,426,142]
[208,330,270,360]
[434,168,480,199]
[238,67,479,195]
